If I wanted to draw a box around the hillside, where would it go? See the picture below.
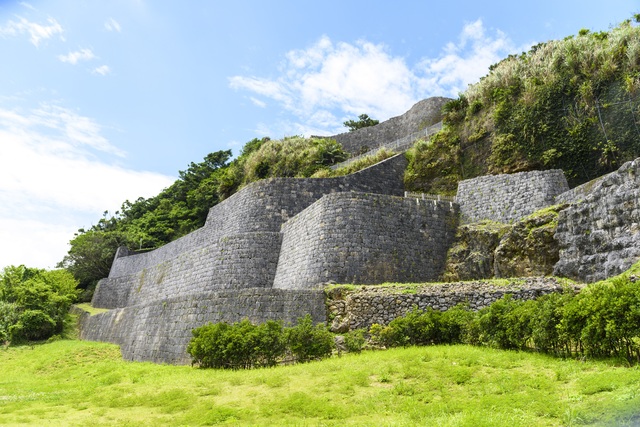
[405,18,640,194]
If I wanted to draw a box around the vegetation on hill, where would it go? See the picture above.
[406,17,640,194]
[343,113,380,131]
[59,136,346,291]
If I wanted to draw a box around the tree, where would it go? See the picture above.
[0,265,79,343]
[57,229,137,290]
[343,114,380,132]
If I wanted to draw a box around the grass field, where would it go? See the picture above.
[1,340,640,426]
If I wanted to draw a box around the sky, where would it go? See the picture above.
[0,0,637,270]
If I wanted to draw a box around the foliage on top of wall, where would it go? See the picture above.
[406,18,640,194]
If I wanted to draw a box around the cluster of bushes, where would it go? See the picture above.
[0,265,79,344]
[372,275,640,363]
[187,315,335,369]
[188,272,640,369]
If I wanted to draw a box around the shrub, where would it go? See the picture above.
[0,266,78,344]
[343,329,366,353]
[10,310,56,342]
[0,301,19,343]
[187,319,287,369]
[286,314,334,363]
[370,305,474,348]
[188,315,333,368]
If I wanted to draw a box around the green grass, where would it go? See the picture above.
[1,340,639,426]
[73,303,109,316]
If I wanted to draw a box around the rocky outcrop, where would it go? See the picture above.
[444,205,567,281]
[494,205,568,278]
[443,221,510,281]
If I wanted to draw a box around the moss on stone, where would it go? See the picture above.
[443,220,510,282]
[493,204,569,278]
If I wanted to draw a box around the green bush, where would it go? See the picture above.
[188,315,333,369]
[187,319,287,369]
[9,310,56,342]
[370,305,474,348]
[0,266,78,344]
[286,314,334,363]
[343,329,366,353]
[0,301,19,343]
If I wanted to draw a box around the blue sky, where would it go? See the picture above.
[0,0,637,269]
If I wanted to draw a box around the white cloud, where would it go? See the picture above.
[230,20,527,135]
[230,36,417,134]
[249,97,266,108]
[0,105,174,269]
[19,2,36,11]
[0,16,63,47]
[92,65,111,76]
[105,18,121,33]
[418,19,525,96]
[58,48,96,64]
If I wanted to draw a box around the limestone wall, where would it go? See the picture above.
[93,232,282,309]
[554,158,640,282]
[79,289,326,364]
[273,193,459,289]
[330,97,449,155]
[456,169,569,223]
[327,278,573,331]
[93,153,408,307]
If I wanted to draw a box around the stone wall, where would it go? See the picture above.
[554,158,640,282]
[327,278,574,332]
[329,97,449,155]
[93,153,408,305]
[78,289,325,364]
[273,193,459,289]
[456,169,569,223]
[93,232,282,309]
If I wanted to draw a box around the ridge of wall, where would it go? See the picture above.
[327,278,575,331]
[273,192,459,289]
[456,169,569,224]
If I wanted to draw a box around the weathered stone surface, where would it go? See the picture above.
[494,205,568,278]
[554,158,640,282]
[327,278,579,332]
[444,220,510,281]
